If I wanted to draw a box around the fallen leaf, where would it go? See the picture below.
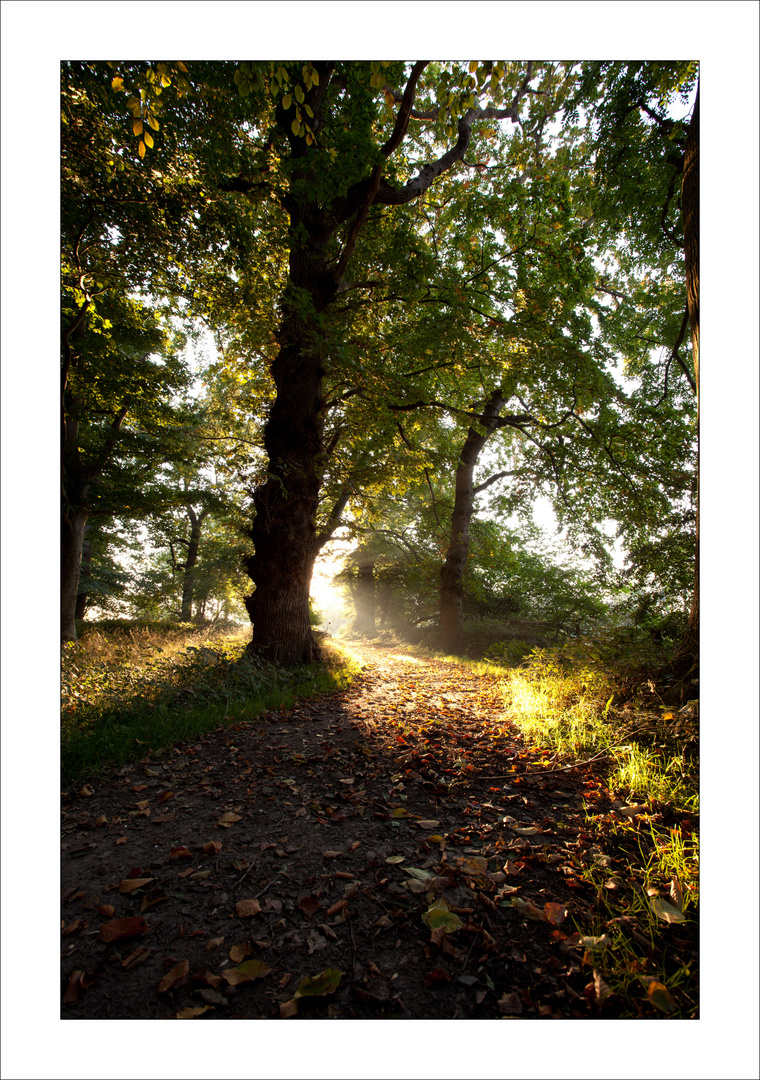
[157,959,189,993]
[385,855,405,864]
[643,978,677,1013]
[62,918,86,936]
[117,878,154,893]
[176,1006,212,1019]
[114,836,128,846]
[121,946,152,970]
[169,846,193,860]
[79,786,94,797]
[94,815,108,827]
[203,841,223,854]
[221,959,272,985]
[235,898,261,918]
[229,943,250,963]
[298,895,321,918]
[422,899,463,934]
[648,895,686,924]
[206,937,225,951]
[100,916,150,943]
[511,896,547,922]
[294,968,343,998]
[189,870,212,881]
[669,877,684,912]
[498,991,523,1016]
[62,970,96,1003]
[326,899,348,917]
[458,856,489,876]
[140,889,168,913]
[279,998,299,1018]
[322,850,343,860]
[543,902,568,926]
[514,826,540,836]
[415,819,441,829]
[97,905,116,918]
[216,812,242,828]
[617,803,648,818]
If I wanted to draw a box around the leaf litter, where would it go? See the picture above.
[61,641,697,1019]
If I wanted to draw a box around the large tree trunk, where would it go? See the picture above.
[245,233,335,664]
[62,510,88,641]
[671,86,699,683]
[440,391,506,654]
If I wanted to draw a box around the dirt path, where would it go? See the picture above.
[61,642,617,1019]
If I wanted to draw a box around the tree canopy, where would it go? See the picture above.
[57,59,701,673]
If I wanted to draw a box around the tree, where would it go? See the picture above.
[223,61,573,663]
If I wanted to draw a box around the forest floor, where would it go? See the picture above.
[61,640,698,1020]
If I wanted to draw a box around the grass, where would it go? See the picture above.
[61,621,363,788]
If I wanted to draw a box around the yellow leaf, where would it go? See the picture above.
[144,132,154,149]
[176,1006,212,1019]
[133,119,143,137]
[138,141,146,159]
[111,76,124,91]
[291,118,301,136]
[282,93,292,110]
[176,61,189,73]
[147,113,160,131]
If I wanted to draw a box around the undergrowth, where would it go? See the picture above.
[61,622,361,787]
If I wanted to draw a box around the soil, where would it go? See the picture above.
[60,641,678,1020]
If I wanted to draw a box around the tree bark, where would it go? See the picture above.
[180,507,209,622]
[62,510,88,641]
[671,86,699,683]
[349,549,376,635]
[440,390,507,654]
[74,525,93,621]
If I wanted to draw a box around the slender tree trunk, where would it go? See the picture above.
[671,86,699,683]
[440,390,506,654]
[180,507,208,622]
[74,524,93,621]
[62,510,88,641]
[349,550,376,635]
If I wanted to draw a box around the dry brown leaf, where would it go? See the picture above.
[322,850,343,859]
[279,998,298,1018]
[121,946,152,970]
[117,878,154,893]
[157,959,189,993]
[229,943,251,963]
[168,846,193,860]
[97,904,116,918]
[100,916,150,943]
[326,899,348,917]
[176,1005,212,1019]
[206,937,225,951]
[62,918,86,936]
[235,898,261,918]
[114,836,128,845]
[203,841,223,854]
[216,812,242,828]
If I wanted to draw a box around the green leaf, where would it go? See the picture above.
[221,958,272,985]
[282,94,292,111]
[295,84,304,104]
[644,978,677,1013]
[294,968,343,998]
[422,900,463,933]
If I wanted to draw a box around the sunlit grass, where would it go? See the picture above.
[61,622,362,787]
